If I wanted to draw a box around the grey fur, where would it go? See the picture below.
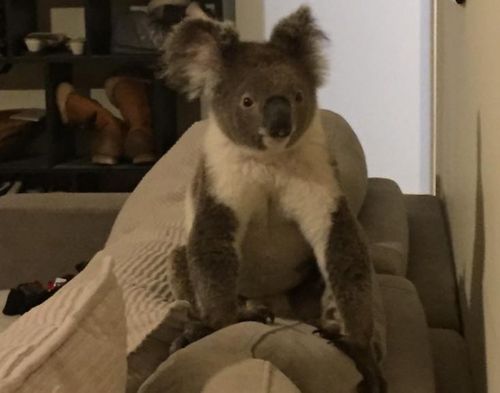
[187,160,240,329]
[324,196,385,392]
[162,6,325,151]
[211,41,318,150]
[270,6,329,88]
[161,18,239,99]
[170,245,194,304]
[170,161,275,350]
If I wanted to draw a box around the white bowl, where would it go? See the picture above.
[24,38,43,53]
[67,39,85,55]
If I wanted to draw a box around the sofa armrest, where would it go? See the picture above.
[0,193,128,289]
[358,178,409,276]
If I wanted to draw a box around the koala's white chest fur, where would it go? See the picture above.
[186,111,342,298]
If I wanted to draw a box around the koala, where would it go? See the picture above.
[162,4,385,393]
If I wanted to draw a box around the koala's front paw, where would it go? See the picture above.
[169,321,214,354]
[313,320,344,342]
[238,303,275,324]
[357,373,387,393]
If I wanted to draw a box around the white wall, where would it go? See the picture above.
[235,0,265,41]
[236,0,432,193]
[436,1,500,391]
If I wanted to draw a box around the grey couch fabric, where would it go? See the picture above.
[0,193,128,290]
[139,320,360,393]
[358,178,409,276]
[379,275,435,393]
[322,110,368,216]
[430,329,473,393]
[405,195,461,332]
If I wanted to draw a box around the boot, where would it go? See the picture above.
[105,76,156,164]
[56,82,125,165]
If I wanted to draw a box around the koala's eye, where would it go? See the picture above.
[242,96,254,108]
[295,91,304,103]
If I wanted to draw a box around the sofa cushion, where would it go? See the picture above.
[430,328,473,393]
[0,256,127,393]
[358,178,409,275]
[138,275,434,393]
[138,320,361,393]
[0,192,128,290]
[379,275,435,393]
[321,110,368,215]
[405,195,461,331]
[202,359,301,393]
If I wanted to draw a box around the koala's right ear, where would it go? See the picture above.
[160,16,239,99]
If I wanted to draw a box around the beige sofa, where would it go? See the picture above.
[0,111,473,392]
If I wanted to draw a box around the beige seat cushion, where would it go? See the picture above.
[202,359,301,393]
[0,256,127,393]
[138,276,434,393]
[139,320,361,393]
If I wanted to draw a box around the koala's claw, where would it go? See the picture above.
[169,321,214,355]
[313,322,343,342]
[238,305,275,324]
[357,374,387,393]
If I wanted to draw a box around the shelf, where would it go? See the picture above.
[0,0,192,192]
[0,155,49,173]
[54,158,154,173]
[6,51,161,64]
[0,157,154,174]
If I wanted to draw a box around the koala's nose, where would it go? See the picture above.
[263,96,292,139]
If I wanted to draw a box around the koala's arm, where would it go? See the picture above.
[322,197,385,392]
[183,164,241,330]
[281,172,385,392]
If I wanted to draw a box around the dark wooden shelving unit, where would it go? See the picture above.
[54,158,154,172]
[5,52,160,64]
[0,0,217,192]
[0,155,50,173]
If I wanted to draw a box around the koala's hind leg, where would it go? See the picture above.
[168,243,274,354]
[281,181,385,392]
[170,246,195,304]
[168,246,210,353]
[169,183,274,354]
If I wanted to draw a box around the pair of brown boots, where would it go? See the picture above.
[56,76,156,165]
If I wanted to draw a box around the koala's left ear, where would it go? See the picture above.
[270,6,328,87]
[160,15,239,99]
